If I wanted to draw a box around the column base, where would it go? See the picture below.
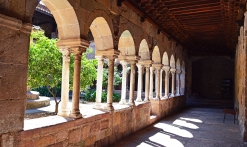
[162,95,169,100]
[128,101,135,106]
[170,94,175,97]
[119,100,127,105]
[103,104,114,111]
[136,97,143,102]
[153,97,160,100]
[57,109,70,117]
[175,93,180,96]
[144,98,150,102]
[163,95,169,98]
[93,102,102,109]
[69,112,82,119]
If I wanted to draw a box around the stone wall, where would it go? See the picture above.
[235,21,247,141]
[192,57,234,100]
[7,96,185,147]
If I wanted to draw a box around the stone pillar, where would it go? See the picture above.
[136,63,144,102]
[160,68,163,98]
[105,57,115,110]
[149,67,154,99]
[176,70,182,96]
[154,67,161,100]
[119,60,128,104]
[93,56,104,109]
[58,48,71,117]
[69,47,86,118]
[128,61,137,106]
[144,66,150,102]
[170,69,176,97]
[164,67,171,98]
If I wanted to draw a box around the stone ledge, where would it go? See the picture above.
[26,96,50,109]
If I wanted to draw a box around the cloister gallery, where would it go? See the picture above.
[1,0,247,146]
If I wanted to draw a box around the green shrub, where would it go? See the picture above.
[32,86,61,97]
[82,89,121,102]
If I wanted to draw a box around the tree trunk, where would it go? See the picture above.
[55,102,59,114]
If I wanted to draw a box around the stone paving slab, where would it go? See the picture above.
[111,107,242,147]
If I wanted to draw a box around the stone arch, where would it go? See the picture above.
[41,0,80,40]
[88,17,114,50]
[139,39,150,60]
[162,52,169,66]
[84,9,115,50]
[118,30,136,56]
[152,46,161,63]
[170,54,176,68]
[176,58,181,70]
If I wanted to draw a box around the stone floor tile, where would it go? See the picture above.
[111,107,242,147]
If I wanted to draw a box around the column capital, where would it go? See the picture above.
[170,68,176,74]
[152,63,163,70]
[95,55,104,60]
[95,56,105,65]
[120,60,128,66]
[136,63,144,68]
[138,60,153,67]
[150,66,155,71]
[176,69,182,74]
[163,65,171,71]
[59,47,71,59]
[70,46,87,56]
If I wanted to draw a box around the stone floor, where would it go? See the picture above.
[111,107,242,147]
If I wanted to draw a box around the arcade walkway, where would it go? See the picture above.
[112,108,242,147]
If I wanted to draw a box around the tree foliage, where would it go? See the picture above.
[102,66,122,89]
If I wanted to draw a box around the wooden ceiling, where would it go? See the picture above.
[124,0,246,56]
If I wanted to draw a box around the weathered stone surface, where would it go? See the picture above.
[26,96,50,109]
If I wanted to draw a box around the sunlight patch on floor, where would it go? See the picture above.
[173,119,199,129]
[180,117,203,123]
[154,123,193,138]
[146,132,184,147]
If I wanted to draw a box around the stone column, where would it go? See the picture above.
[160,68,163,98]
[58,48,71,117]
[105,57,115,110]
[144,66,150,102]
[119,60,128,104]
[176,70,182,96]
[154,68,161,100]
[164,68,170,98]
[170,69,176,97]
[136,63,144,102]
[93,56,104,109]
[69,47,86,118]
[149,67,154,99]
[128,61,136,106]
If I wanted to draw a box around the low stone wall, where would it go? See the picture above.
[13,96,185,147]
